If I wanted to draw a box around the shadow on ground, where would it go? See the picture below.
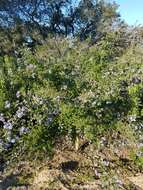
[0,173,29,190]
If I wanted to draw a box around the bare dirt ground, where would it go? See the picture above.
[0,134,143,190]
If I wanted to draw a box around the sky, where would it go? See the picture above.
[114,0,143,25]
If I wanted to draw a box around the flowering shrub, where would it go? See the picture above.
[0,51,61,156]
[0,36,143,161]
[0,91,60,152]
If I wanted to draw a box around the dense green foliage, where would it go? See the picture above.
[0,29,143,160]
[0,1,143,167]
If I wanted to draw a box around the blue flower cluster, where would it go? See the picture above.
[0,92,60,153]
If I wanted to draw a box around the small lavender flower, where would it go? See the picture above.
[19,127,28,135]
[0,115,5,123]
[102,160,110,167]
[3,122,13,130]
[134,125,138,131]
[16,91,20,98]
[45,117,53,126]
[129,115,136,122]
[26,64,36,70]
[131,77,141,84]
[5,101,11,109]
[16,111,24,118]
[94,169,100,178]
[52,110,59,116]
[10,139,16,144]
[15,135,20,141]
[16,106,26,118]
[116,179,123,188]
[100,137,107,146]
[55,96,61,103]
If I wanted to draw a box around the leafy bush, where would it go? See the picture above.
[0,34,143,161]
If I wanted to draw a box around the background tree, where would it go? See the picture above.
[0,0,122,51]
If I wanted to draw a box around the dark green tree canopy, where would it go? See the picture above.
[0,0,120,36]
[0,0,123,55]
